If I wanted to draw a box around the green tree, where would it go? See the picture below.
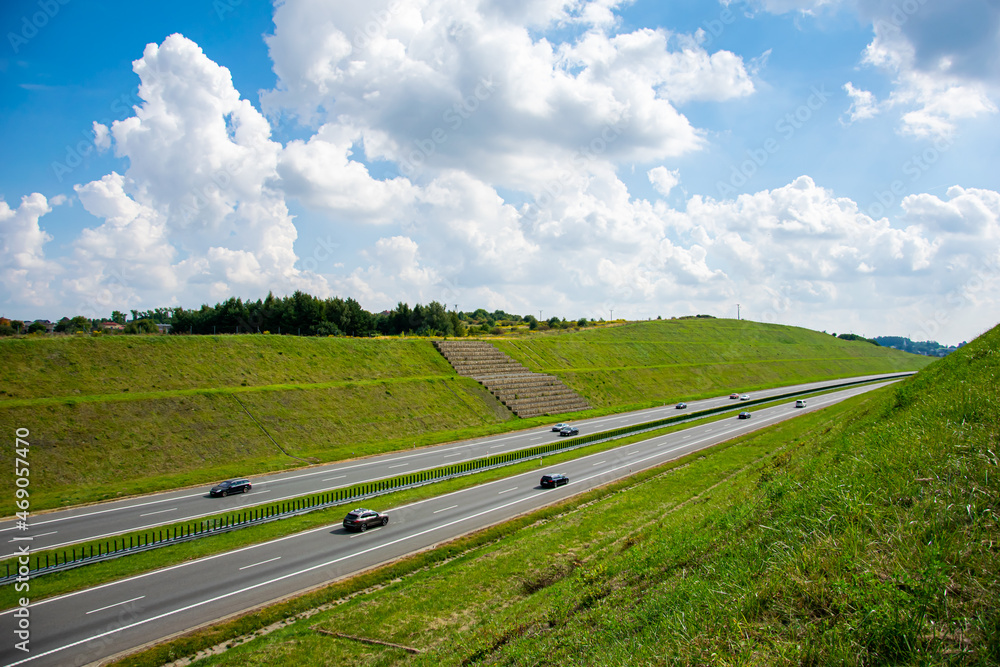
[124,319,159,334]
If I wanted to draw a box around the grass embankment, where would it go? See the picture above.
[0,337,513,509]
[497,318,928,408]
[0,321,927,511]
[122,324,996,666]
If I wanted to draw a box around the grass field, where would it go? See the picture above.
[0,319,929,511]
[119,322,998,667]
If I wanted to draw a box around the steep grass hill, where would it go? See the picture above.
[0,319,928,510]
[138,321,997,667]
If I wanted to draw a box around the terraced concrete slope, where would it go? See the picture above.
[0,320,929,510]
[433,340,590,417]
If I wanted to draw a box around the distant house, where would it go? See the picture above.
[101,321,125,331]
[155,323,172,334]
[32,319,55,333]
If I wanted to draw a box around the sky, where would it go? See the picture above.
[1,0,998,345]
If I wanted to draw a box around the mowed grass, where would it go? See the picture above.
[0,320,927,512]
[497,318,929,408]
[130,324,998,667]
[0,377,513,509]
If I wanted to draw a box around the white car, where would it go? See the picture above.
[795,399,807,407]
[740,394,750,401]
[552,423,570,432]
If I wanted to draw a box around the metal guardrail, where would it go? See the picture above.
[1,373,911,583]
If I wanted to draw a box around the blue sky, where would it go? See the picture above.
[2,0,998,345]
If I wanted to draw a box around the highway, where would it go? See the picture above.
[0,373,909,557]
[0,379,902,667]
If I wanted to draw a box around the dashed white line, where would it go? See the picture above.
[139,508,177,518]
[443,452,463,458]
[388,464,408,470]
[321,475,346,482]
[433,505,459,514]
[592,460,607,466]
[239,557,281,571]
[86,596,145,615]
[498,487,518,494]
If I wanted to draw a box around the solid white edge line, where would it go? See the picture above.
[2,381,900,666]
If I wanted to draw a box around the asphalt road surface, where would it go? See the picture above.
[0,373,910,558]
[0,379,902,667]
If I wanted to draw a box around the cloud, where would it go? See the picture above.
[261,0,753,192]
[0,194,59,309]
[56,33,331,315]
[648,166,680,196]
[841,81,880,123]
[857,0,999,137]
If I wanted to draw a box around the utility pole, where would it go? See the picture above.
[610,309,614,321]
[737,304,740,320]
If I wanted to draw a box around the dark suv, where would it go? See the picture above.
[342,508,389,532]
[540,474,569,488]
[209,478,251,497]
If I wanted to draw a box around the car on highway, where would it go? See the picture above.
[342,508,389,532]
[558,426,579,436]
[795,399,807,407]
[540,473,569,488]
[740,394,750,401]
[552,423,571,432]
[738,411,752,419]
[209,478,251,497]
[729,393,740,399]
[675,402,687,409]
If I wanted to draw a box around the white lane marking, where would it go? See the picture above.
[86,596,144,615]
[530,436,543,441]
[0,374,909,534]
[498,487,518,494]
[322,475,346,482]
[433,505,459,514]
[239,557,281,571]
[8,530,57,543]
[139,508,177,518]
[6,384,902,666]
[388,464,408,470]
[443,452,463,458]
[592,460,607,466]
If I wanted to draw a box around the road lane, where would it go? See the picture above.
[0,373,910,557]
[0,380,897,667]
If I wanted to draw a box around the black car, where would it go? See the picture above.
[559,426,579,436]
[676,402,687,409]
[540,474,569,488]
[343,508,389,532]
[209,478,251,497]
[738,412,752,419]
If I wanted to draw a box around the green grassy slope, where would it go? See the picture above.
[497,318,929,407]
[0,321,928,510]
[159,323,997,667]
